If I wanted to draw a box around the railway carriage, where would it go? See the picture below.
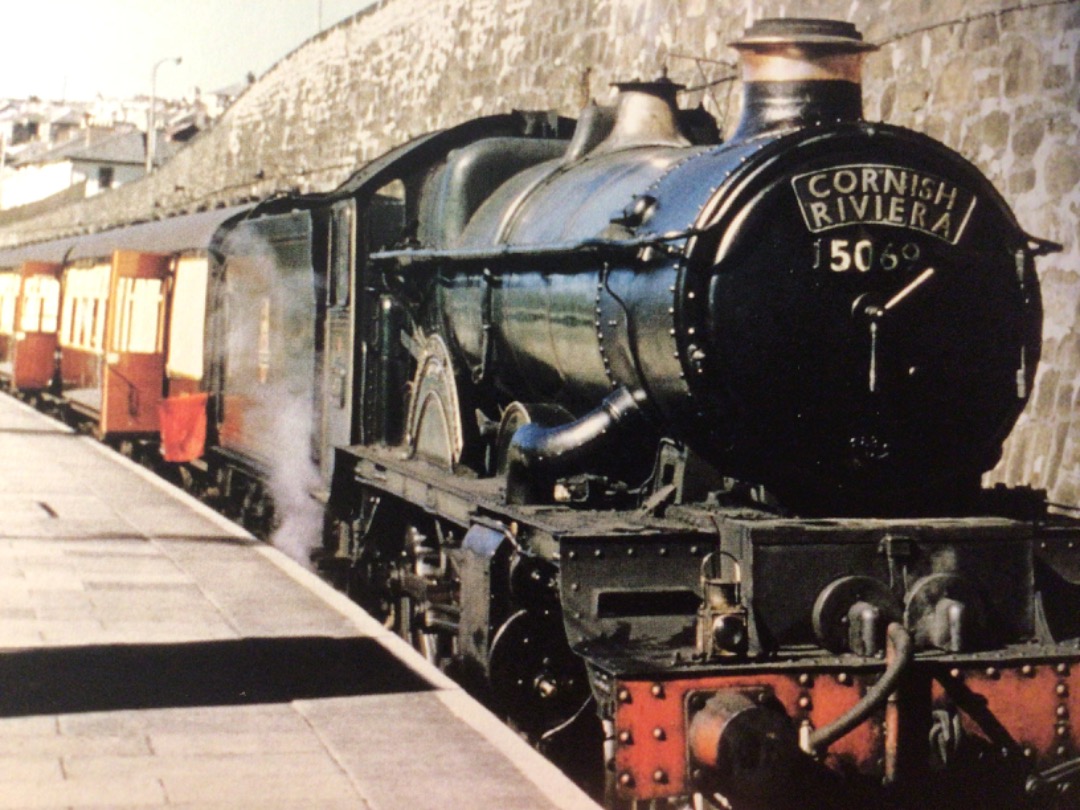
[0,244,66,395]
[0,207,250,452]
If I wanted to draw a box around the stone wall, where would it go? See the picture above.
[2,0,1077,505]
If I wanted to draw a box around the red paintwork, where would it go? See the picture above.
[159,392,208,462]
[613,658,1080,802]
[59,252,171,438]
[934,663,1079,765]
[61,349,101,398]
[614,671,875,800]
[99,251,170,437]
[165,377,201,398]
[0,334,10,377]
[10,262,61,391]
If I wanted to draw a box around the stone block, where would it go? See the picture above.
[967,109,1011,151]
[1044,144,1080,197]
[1012,117,1046,159]
[0,732,152,758]
[1004,42,1044,98]
[297,692,590,810]
[0,716,59,736]
[1004,423,1033,484]
[1045,64,1071,91]
[964,16,999,50]
[1054,476,1079,509]
[0,774,166,808]
[148,729,325,757]
[1056,332,1080,376]
[934,61,975,107]
[1033,365,1061,416]
[1009,168,1037,195]
[1029,422,1054,482]
[1050,420,1073,481]
[155,753,366,804]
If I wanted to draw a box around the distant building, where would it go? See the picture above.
[0,125,179,211]
[0,84,244,215]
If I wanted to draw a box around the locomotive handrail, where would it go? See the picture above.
[367,229,698,267]
[1026,753,1080,797]
[805,622,913,756]
[370,230,1053,272]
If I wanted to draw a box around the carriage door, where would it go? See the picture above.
[13,262,62,391]
[101,250,169,438]
[320,199,356,489]
[0,270,19,384]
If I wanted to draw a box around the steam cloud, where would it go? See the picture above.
[263,385,323,568]
[220,220,323,568]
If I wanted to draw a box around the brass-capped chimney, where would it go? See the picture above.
[729,18,878,140]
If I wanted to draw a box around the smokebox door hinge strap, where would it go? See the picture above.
[1025,235,1063,258]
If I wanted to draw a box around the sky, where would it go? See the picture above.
[0,0,377,101]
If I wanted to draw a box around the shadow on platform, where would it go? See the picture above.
[0,636,433,716]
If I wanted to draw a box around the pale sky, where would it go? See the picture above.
[0,0,377,101]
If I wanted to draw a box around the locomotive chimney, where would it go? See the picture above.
[593,76,691,153]
[729,18,878,140]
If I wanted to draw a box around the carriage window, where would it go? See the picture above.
[166,256,209,379]
[112,276,164,354]
[20,275,60,333]
[60,264,111,352]
[0,273,18,335]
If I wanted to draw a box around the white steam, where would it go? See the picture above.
[220,218,323,568]
[264,386,323,568]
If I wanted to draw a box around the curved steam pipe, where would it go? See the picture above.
[807,622,913,755]
[505,386,643,505]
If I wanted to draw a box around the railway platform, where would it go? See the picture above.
[0,393,600,810]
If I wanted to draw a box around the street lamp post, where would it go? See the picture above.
[146,56,182,175]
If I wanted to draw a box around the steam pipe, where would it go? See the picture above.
[505,386,642,505]
[807,622,913,755]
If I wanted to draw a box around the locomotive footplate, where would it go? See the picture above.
[330,443,707,545]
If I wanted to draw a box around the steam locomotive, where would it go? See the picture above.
[1,16,1078,809]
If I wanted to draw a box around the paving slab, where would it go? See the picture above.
[0,394,600,810]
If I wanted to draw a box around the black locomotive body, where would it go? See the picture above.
[321,18,1080,810]
[0,16,1077,810]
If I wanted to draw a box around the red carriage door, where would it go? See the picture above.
[12,262,62,391]
[101,251,169,438]
[0,270,18,384]
[159,255,211,462]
